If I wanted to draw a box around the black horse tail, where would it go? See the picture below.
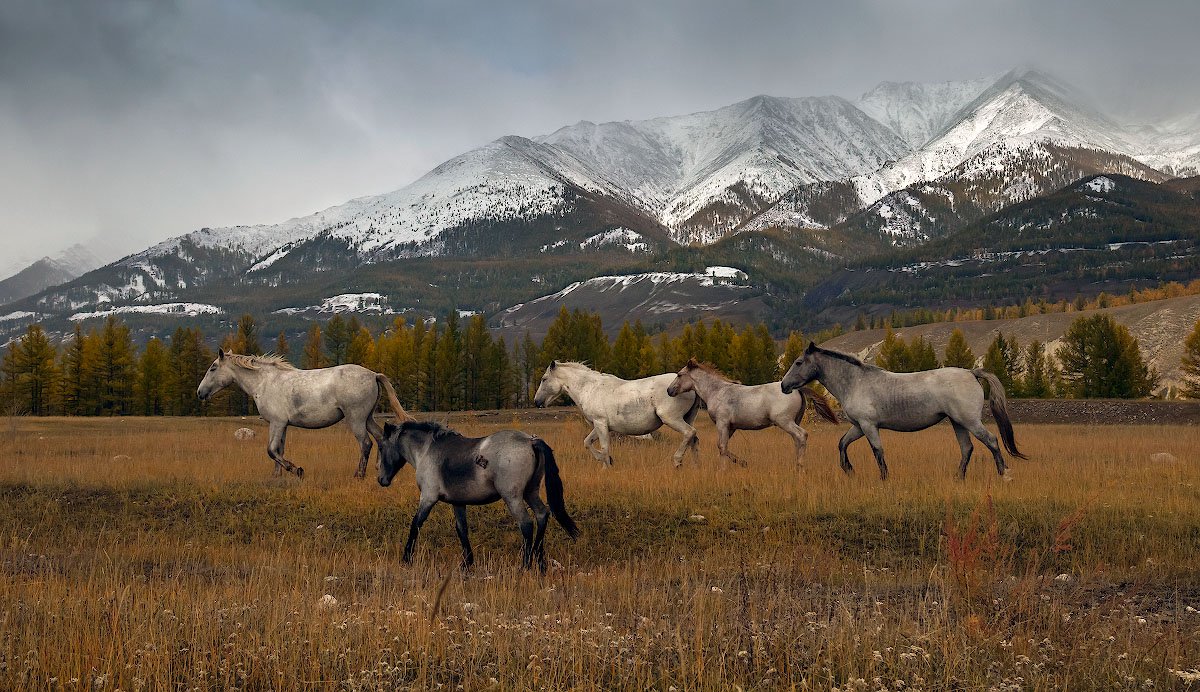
[800,385,840,424]
[972,369,1028,460]
[535,438,579,539]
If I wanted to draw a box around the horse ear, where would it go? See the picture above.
[549,361,557,370]
[686,357,699,368]
[217,349,226,360]
[383,421,397,437]
[806,341,818,353]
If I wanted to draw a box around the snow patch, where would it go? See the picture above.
[273,293,394,316]
[0,311,37,322]
[70,303,223,321]
[1083,176,1116,193]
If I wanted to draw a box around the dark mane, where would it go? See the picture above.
[684,358,740,383]
[399,420,461,440]
[812,345,875,369]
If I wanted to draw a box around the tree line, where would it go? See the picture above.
[4,308,1197,416]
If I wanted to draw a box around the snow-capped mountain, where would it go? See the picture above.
[539,95,910,243]
[856,76,996,148]
[747,69,1172,245]
[7,67,1200,328]
[0,243,105,305]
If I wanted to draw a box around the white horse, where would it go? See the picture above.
[197,351,411,478]
[533,361,700,466]
[666,358,839,468]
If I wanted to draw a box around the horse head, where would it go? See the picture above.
[666,360,699,397]
[533,361,566,407]
[377,421,410,487]
[781,342,822,394]
[196,349,238,401]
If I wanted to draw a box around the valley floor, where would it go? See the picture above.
[0,415,1197,689]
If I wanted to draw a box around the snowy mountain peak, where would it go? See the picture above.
[857,75,996,148]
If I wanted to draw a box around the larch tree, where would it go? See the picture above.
[1181,319,1200,398]
[1058,314,1156,398]
[943,329,977,369]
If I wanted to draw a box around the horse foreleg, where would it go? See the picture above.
[582,427,606,463]
[716,424,746,467]
[402,497,438,564]
[859,424,889,481]
[779,418,810,470]
[837,425,864,476]
[452,505,474,570]
[525,494,551,574]
[593,421,614,467]
[267,424,304,478]
[951,421,974,480]
[503,498,536,570]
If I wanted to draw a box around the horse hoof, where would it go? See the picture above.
[295,467,305,478]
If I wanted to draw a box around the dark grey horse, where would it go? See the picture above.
[780,342,1027,480]
[377,421,579,572]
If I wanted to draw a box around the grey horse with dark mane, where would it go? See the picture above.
[197,351,410,478]
[377,420,579,572]
[666,358,839,468]
[780,342,1027,480]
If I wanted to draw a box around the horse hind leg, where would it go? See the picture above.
[452,505,474,570]
[503,497,537,570]
[267,424,304,478]
[717,424,747,467]
[966,420,1009,479]
[349,417,374,480]
[525,493,552,573]
[951,421,974,480]
[779,418,809,470]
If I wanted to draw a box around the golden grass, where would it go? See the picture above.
[0,414,1198,690]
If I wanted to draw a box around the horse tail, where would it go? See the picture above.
[972,369,1028,460]
[535,438,579,539]
[375,373,413,421]
[801,385,840,424]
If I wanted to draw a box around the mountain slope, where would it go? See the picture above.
[0,244,104,305]
[856,76,995,148]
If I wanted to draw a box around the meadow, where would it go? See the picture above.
[0,413,1198,690]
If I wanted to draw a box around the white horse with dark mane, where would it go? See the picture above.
[781,342,1027,480]
[197,351,411,478]
[666,358,839,468]
[533,361,700,466]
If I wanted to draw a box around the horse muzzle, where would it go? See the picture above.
[377,476,391,488]
[780,379,799,394]
[666,384,679,397]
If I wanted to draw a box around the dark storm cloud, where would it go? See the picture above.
[1,0,1197,265]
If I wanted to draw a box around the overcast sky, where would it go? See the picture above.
[2,0,1198,268]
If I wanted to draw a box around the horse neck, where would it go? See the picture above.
[687,369,730,399]
[557,366,604,398]
[813,355,859,399]
[228,364,269,399]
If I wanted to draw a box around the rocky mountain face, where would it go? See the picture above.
[0,243,104,305]
[4,68,1199,341]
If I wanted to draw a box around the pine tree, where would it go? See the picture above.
[982,332,1020,393]
[58,324,87,415]
[907,335,940,371]
[1020,341,1054,398]
[302,324,325,369]
[274,331,290,360]
[943,329,977,369]
[1058,314,1156,398]
[7,324,60,415]
[610,322,641,379]
[233,314,262,355]
[780,331,808,379]
[0,342,20,414]
[167,327,213,416]
[136,337,170,415]
[1182,319,1200,399]
[876,327,910,372]
[345,324,375,366]
[432,313,463,410]
[93,317,136,415]
[324,315,351,365]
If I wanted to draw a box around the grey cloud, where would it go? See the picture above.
[0,0,1196,265]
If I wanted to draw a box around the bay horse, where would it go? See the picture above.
[377,420,579,572]
[196,351,411,478]
[780,342,1026,480]
[666,358,839,468]
[533,361,700,467]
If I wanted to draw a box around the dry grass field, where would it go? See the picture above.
[1,413,1198,690]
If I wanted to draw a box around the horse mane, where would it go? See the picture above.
[812,345,877,370]
[399,420,461,440]
[684,358,740,384]
[552,360,593,371]
[226,353,297,371]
